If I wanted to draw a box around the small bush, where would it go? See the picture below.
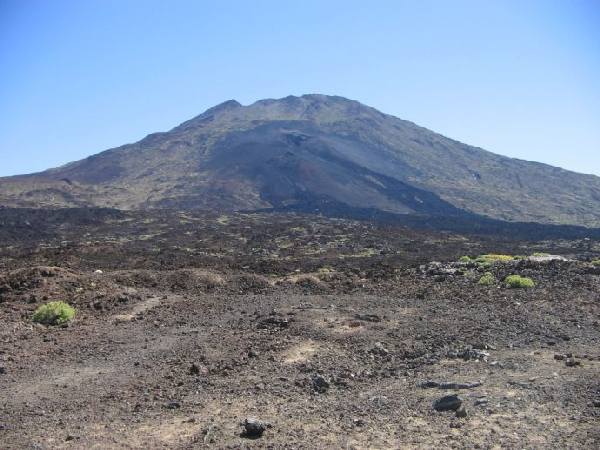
[478,272,496,286]
[476,254,514,264]
[591,260,600,267]
[32,301,76,325]
[459,256,472,263]
[531,252,550,257]
[505,275,535,289]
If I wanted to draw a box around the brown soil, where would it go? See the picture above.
[1,210,599,448]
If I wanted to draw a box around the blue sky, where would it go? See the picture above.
[1,0,599,176]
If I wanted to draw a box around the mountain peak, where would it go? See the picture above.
[203,99,242,115]
[1,95,600,228]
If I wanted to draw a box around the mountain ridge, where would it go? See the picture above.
[1,94,600,227]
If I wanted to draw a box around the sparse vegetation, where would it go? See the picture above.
[531,252,550,257]
[32,301,76,325]
[458,255,472,263]
[476,254,514,264]
[591,260,600,267]
[1,208,599,449]
[478,272,496,286]
[505,275,535,289]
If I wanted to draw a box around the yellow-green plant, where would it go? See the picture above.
[591,260,600,267]
[32,301,76,325]
[459,256,472,263]
[478,272,496,286]
[505,275,535,289]
[476,254,514,264]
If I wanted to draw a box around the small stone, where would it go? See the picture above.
[433,394,462,412]
[554,354,565,361]
[202,424,218,442]
[311,374,330,393]
[352,418,366,427]
[369,395,388,406]
[242,417,269,438]
[166,401,181,409]
[455,406,468,418]
[451,381,482,389]
[565,358,581,367]
[369,342,389,356]
[474,398,488,406]
[257,316,289,330]
[353,313,381,322]
[420,380,481,390]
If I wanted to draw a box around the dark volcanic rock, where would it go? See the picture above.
[354,313,381,322]
[312,374,330,393]
[420,381,482,390]
[433,395,463,412]
[242,418,270,438]
[257,316,290,330]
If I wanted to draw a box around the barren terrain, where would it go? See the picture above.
[1,209,599,448]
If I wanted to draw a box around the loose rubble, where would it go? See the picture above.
[0,210,599,448]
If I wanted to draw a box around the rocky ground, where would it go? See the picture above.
[1,210,599,449]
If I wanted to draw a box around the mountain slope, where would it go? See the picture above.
[1,94,600,226]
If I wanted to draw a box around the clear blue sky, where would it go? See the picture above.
[1,0,599,176]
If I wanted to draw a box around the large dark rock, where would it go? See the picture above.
[242,418,270,438]
[433,395,463,412]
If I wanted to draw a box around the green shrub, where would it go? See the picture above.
[478,272,496,286]
[32,301,76,325]
[476,254,514,264]
[505,275,535,289]
[459,256,472,263]
[591,260,600,267]
[531,252,550,257]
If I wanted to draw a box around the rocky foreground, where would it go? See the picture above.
[1,210,599,448]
